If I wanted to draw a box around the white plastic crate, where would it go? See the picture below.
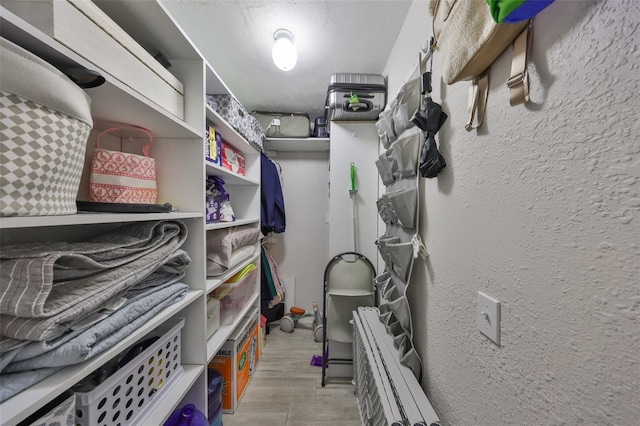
[74,318,185,426]
[26,391,75,426]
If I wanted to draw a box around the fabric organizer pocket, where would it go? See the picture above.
[381,278,412,335]
[399,337,422,379]
[376,197,395,226]
[376,99,397,149]
[376,235,400,268]
[392,77,421,137]
[373,270,393,296]
[377,268,412,336]
[386,328,422,378]
[387,186,417,229]
[388,132,421,180]
[375,154,395,186]
[393,327,408,351]
[377,186,418,229]
[378,303,394,324]
[385,262,410,295]
[383,281,402,301]
[386,318,407,347]
[382,313,405,344]
[376,131,421,185]
[383,294,413,337]
[385,239,414,282]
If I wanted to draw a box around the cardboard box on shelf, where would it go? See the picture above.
[259,314,267,353]
[208,313,260,413]
[206,125,222,165]
[221,142,245,175]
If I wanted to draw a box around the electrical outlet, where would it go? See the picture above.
[477,292,500,345]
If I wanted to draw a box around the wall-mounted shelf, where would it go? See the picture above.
[264,137,330,152]
[205,218,259,231]
[0,211,202,230]
[205,161,260,186]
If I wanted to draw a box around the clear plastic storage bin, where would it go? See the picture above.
[213,265,257,326]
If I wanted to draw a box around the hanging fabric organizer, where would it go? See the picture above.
[372,70,429,380]
[354,35,445,426]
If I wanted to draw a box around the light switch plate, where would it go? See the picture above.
[477,292,500,345]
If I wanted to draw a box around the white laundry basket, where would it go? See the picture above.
[74,318,185,426]
[0,37,93,216]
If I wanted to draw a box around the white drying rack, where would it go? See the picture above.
[353,307,440,426]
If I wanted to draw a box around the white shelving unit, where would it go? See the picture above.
[202,55,262,383]
[205,218,260,231]
[0,2,260,425]
[0,211,202,229]
[264,137,330,152]
[205,161,260,186]
[0,291,202,425]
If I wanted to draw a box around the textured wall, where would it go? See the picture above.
[384,0,639,424]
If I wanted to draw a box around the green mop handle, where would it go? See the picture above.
[350,162,356,192]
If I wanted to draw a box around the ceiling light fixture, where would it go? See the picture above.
[272,29,297,71]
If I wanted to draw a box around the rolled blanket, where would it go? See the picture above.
[0,221,187,341]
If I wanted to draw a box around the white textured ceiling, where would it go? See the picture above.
[161,0,412,120]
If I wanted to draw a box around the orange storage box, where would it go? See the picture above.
[208,313,260,413]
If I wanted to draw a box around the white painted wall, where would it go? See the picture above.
[329,122,380,270]
[383,1,640,425]
[264,151,330,311]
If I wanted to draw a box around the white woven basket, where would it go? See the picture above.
[0,37,93,216]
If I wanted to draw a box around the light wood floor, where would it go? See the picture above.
[221,323,362,426]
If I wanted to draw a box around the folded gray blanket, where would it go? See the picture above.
[0,282,188,402]
[0,221,187,342]
[0,250,190,357]
[0,249,190,355]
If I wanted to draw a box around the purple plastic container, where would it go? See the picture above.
[163,404,208,426]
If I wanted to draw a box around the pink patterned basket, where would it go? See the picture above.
[89,126,157,204]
